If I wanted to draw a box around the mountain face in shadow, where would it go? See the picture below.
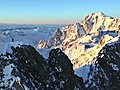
[0,45,85,90]
[85,40,120,90]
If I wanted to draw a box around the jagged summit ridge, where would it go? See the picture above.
[37,12,120,70]
[81,12,120,34]
[38,12,120,48]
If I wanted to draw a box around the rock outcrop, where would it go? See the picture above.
[0,45,85,90]
[37,23,86,49]
[80,38,120,90]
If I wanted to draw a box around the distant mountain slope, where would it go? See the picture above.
[81,12,120,34]
[37,23,86,48]
[0,25,64,54]
[37,12,120,70]
[38,12,120,49]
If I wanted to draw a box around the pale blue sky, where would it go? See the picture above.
[0,0,120,24]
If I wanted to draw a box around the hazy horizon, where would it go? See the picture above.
[0,0,120,24]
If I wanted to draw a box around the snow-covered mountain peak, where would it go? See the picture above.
[37,22,86,49]
[37,12,120,71]
[93,12,106,16]
[80,12,120,34]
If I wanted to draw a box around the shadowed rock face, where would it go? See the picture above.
[49,48,74,74]
[85,41,120,90]
[0,45,85,90]
[1,43,120,90]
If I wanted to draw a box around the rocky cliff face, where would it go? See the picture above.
[37,23,86,49]
[81,12,120,34]
[77,38,120,90]
[37,12,120,71]
[0,45,85,90]
[37,12,120,49]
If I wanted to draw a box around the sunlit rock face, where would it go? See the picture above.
[37,40,47,49]
[81,12,120,34]
[37,23,86,49]
[37,12,120,48]
[0,45,85,90]
[37,12,120,70]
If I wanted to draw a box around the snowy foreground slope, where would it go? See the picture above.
[1,12,120,89]
[0,45,85,89]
